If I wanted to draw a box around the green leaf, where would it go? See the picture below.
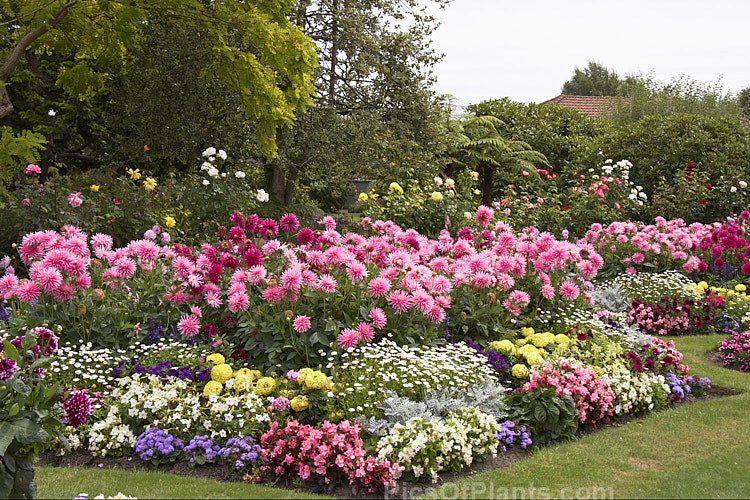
[2,340,20,364]
[0,422,14,456]
[1,418,49,449]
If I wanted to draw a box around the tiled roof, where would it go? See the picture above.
[541,94,632,118]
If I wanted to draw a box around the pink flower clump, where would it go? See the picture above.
[260,420,398,496]
[524,362,615,425]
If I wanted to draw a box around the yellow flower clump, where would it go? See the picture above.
[526,352,544,366]
[490,339,514,355]
[211,363,233,384]
[530,332,555,348]
[290,395,309,411]
[511,364,529,379]
[554,334,571,344]
[521,327,535,337]
[302,371,331,391]
[253,377,276,396]
[203,380,223,397]
[388,182,404,195]
[206,353,225,366]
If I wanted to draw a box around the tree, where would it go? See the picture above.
[0,0,317,159]
[737,87,750,118]
[263,0,452,205]
[450,115,548,206]
[561,61,626,96]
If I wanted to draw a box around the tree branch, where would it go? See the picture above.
[0,0,77,82]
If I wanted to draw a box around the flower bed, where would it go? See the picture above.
[2,207,740,497]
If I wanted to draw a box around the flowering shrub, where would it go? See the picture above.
[260,419,398,495]
[375,407,500,483]
[627,289,722,336]
[524,360,615,425]
[718,329,750,372]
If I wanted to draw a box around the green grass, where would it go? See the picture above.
[37,335,749,499]
[425,335,750,499]
[37,465,333,499]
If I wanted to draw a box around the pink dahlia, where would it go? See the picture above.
[338,328,359,349]
[559,281,580,301]
[293,315,312,333]
[280,213,300,233]
[369,307,387,328]
[367,276,392,297]
[177,314,200,337]
[63,391,91,428]
[356,322,375,343]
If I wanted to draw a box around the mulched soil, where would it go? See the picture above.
[38,384,735,500]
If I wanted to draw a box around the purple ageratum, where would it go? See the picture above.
[135,428,185,462]
[218,436,262,470]
[495,421,532,451]
[185,435,222,464]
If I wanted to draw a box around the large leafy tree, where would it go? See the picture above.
[739,87,750,118]
[561,61,628,97]
[0,0,317,160]
[264,0,452,206]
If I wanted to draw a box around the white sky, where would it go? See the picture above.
[427,0,750,108]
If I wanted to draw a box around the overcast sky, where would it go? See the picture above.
[426,0,750,108]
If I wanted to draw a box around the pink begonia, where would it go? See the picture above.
[67,192,83,208]
[25,164,41,175]
[293,315,311,333]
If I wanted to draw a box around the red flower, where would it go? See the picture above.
[705,184,713,191]
[699,198,707,205]
[687,162,695,169]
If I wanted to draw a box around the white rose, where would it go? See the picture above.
[200,161,212,171]
[235,170,246,179]
[202,179,210,186]
[207,167,219,178]
[202,147,216,157]
[740,180,748,188]
[218,149,227,160]
[731,186,738,193]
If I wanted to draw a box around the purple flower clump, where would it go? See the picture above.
[218,436,262,470]
[185,435,222,463]
[494,421,532,451]
[0,358,18,381]
[135,428,185,462]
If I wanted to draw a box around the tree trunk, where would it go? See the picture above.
[481,163,495,206]
[263,163,286,204]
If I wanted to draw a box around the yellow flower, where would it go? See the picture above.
[290,395,309,411]
[430,191,443,202]
[531,333,552,348]
[358,192,368,202]
[554,334,571,344]
[253,377,276,396]
[525,352,544,366]
[234,367,252,378]
[521,327,535,337]
[490,339,514,355]
[233,374,253,392]
[518,344,538,357]
[211,363,233,383]
[203,380,223,396]
[303,371,331,391]
[735,284,747,292]
[126,168,142,180]
[697,281,708,289]
[512,364,529,379]
[206,353,225,365]
[90,184,100,192]
[297,367,314,385]
[143,177,157,191]
[164,216,176,228]
[249,369,263,381]
[388,182,403,195]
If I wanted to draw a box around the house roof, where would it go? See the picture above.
[541,94,631,118]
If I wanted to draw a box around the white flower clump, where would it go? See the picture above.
[602,363,669,415]
[256,188,270,202]
[330,338,498,418]
[610,269,701,304]
[87,406,136,457]
[376,407,500,483]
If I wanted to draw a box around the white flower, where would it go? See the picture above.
[256,189,270,202]
[207,167,219,178]
[470,171,479,180]
[202,179,210,186]
[235,171,246,179]
[433,176,443,186]
[731,186,738,193]
[218,149,227,160]
[740,180,748,188]
[201,161,212,171]
[48,109,57,116]
[221,172,226,177]
[202,147,216,157]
